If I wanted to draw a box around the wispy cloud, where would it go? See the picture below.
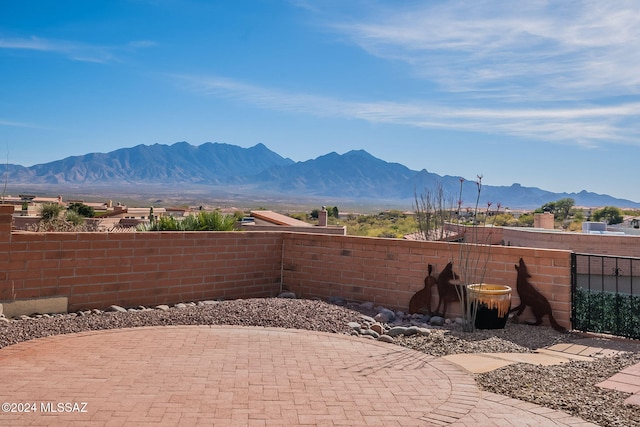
[175,75,347,117]
[174,73,640,147]
[327,1,640,99]
[0,36,156,63]
[171,1,640,150]
[0,118,35,128]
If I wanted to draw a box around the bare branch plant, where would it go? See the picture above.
[414,175,501,332]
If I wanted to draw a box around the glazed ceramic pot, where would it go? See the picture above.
[467,284,512,329]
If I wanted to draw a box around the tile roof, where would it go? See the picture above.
[250,210,313,227]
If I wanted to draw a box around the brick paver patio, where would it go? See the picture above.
[0,325,599,426]
[597,360,640,406]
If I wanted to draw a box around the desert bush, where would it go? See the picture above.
[65,210,85,226]
[28,202,97,231]
[517,213,534,227]
[341,212,416,238]
[141,211,237,231]
[39,203,64,221]
[195,211,237,231]
[491,213,516,226]
[143,216,182,231]
[28,217,98,232]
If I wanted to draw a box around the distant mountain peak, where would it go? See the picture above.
[1,141,638,209]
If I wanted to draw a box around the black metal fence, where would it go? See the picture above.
[572,253,640,339]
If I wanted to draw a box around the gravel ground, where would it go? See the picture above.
[1,297,639,427]
[396,324,640,427]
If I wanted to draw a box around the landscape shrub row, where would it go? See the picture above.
[573,288,640,339]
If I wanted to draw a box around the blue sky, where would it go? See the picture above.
[1,0,639,203]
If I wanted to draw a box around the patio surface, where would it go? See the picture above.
[0,325,616,426]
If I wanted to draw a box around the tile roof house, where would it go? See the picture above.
[241,210,346,235]
[250,210,314,227]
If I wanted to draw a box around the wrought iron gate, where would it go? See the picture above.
[572,253,640,339]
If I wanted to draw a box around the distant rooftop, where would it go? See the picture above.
[250,210,313,227]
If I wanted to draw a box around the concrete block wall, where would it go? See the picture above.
[503,228,640,258]
[281,233,573,329]
[0,207,573,329]
[0,224,282,312]
[443,223,505,245]
[0,205,12,235]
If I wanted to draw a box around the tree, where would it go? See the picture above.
[540,198,575,221]
[592,206,623,225]
[67,202,95,218]
[310,207,339,219]
[557,198,575,220]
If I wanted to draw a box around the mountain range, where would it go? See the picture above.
[2,141,638,209]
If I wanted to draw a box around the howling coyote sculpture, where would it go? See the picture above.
[433,262,465,318]
[409,264,438,314]
[510,258,566,332]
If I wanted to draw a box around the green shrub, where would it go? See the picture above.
[67,202,95,218]
[140,211,237,232]
[573,288,640,339]
[143,216,182,231]
[39,203,64,221]
[65,210,85,226]
[195,211,237,231]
